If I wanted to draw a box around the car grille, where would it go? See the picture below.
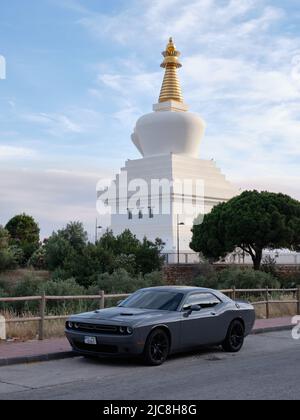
[68,322,119,334]
[74,342,118,354]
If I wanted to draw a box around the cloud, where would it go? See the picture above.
[0,168,112,240]
[233,176,300,202]
[22,112,83,135]
[0,146,38,160]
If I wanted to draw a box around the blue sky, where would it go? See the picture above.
[0,0,300,239]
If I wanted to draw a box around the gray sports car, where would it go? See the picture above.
[65,286,255,366]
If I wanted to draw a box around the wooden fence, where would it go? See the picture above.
[0,287,299,340]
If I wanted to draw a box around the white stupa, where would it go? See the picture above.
[107,38,238,260]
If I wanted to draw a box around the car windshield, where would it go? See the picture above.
[119,291,184,311]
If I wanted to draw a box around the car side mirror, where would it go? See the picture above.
[183,304,201,317]
[190,304,201,312]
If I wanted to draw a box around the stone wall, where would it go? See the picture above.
[162,264,201,285]
[162,263,300,285]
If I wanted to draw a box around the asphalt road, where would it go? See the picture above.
[0,331,299,400]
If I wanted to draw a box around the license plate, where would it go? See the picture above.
[84,336,97,345]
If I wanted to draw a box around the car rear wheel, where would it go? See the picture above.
[143,328,170,366]
[222,320,245,353]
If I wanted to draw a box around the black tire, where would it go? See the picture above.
[143,328,170,366]
[222,320,245,353]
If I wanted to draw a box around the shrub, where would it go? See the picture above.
[193,267,280,290]
[280,273,300,288]
[261,255,278,278]
[28,246,47,270]
[88,269,164,295]
[143,271,164,287]
[38,278,91,314]
[113,254,137,276]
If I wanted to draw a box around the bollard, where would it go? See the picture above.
[0,315,6,340]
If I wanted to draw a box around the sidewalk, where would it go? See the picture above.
[0,317,294,367]
[0,337,72,366]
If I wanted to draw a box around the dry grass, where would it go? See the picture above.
[250,293,298,319]
[2,311,66,341]
[255,302,297,319]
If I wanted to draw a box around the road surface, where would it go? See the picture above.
[0,331,299,400]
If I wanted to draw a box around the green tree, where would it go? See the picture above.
[5,214,40,263]
[44,233,73,271]
[191,191,300,270]
[135,238,165,275]
[44,223,165,287]
[0,226,18,271]
[44,222,88,271]
[28,246,47,270]
[59,221,88,252]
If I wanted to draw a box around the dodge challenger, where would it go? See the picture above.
[65,286,255,366]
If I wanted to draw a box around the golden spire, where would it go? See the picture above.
[159,37,184,103]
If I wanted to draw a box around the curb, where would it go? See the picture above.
[0,324,293,367]
[251,324,293,335]
[0,350,78,367]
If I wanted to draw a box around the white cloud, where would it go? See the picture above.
[20,107,106,138]
[22,112,83,134]
[233,176,300,201]
[0,168,112,240]
[0,146,38,160]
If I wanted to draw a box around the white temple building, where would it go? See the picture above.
[105,38,238,258]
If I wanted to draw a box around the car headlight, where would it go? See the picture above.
[74,323,79,329]
[119,326,133,335]
[67,321,73,329]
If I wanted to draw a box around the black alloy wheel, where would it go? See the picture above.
[143,328,170,366]
[222,320,245,353]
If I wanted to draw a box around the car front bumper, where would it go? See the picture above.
[65,330,145,357]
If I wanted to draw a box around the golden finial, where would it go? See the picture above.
[159,37,184,103]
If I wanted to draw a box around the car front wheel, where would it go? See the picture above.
[222,320,245,353]
[143,328,170,366]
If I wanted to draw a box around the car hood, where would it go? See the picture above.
[70,307,171,324]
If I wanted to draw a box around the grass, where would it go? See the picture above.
[255,302,297,319]
[0,269,50,288]
[2,310,66,341]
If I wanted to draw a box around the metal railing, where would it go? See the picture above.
[162,252,300,265]
[0,287,299,340]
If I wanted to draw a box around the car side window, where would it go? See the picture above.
[183,293,221,310]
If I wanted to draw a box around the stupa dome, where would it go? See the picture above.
[131,38,206,158]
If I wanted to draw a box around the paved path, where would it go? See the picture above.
[0,317,294,366]
[0,331,299,400]
[0,338,68,360]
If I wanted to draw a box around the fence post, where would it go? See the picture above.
[232,286,236,301]
[38,292,46,341]
[265,287,270,319]
[297,286,300,316]
[99,290,105,310]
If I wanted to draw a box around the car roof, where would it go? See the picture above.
[139,286,218,294]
